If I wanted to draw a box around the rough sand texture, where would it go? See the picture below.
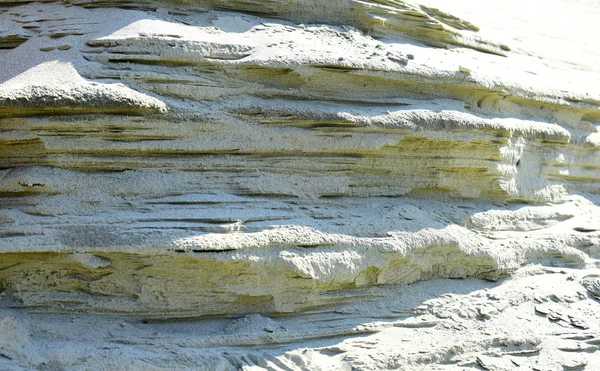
[1,0,599,370]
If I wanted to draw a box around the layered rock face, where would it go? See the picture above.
[1,0,600,370]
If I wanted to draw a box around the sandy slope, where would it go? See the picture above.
[0,0,599,370]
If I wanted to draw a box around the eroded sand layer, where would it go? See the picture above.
[1,0,599,369]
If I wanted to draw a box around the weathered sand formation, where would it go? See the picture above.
[1,0,599,369]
